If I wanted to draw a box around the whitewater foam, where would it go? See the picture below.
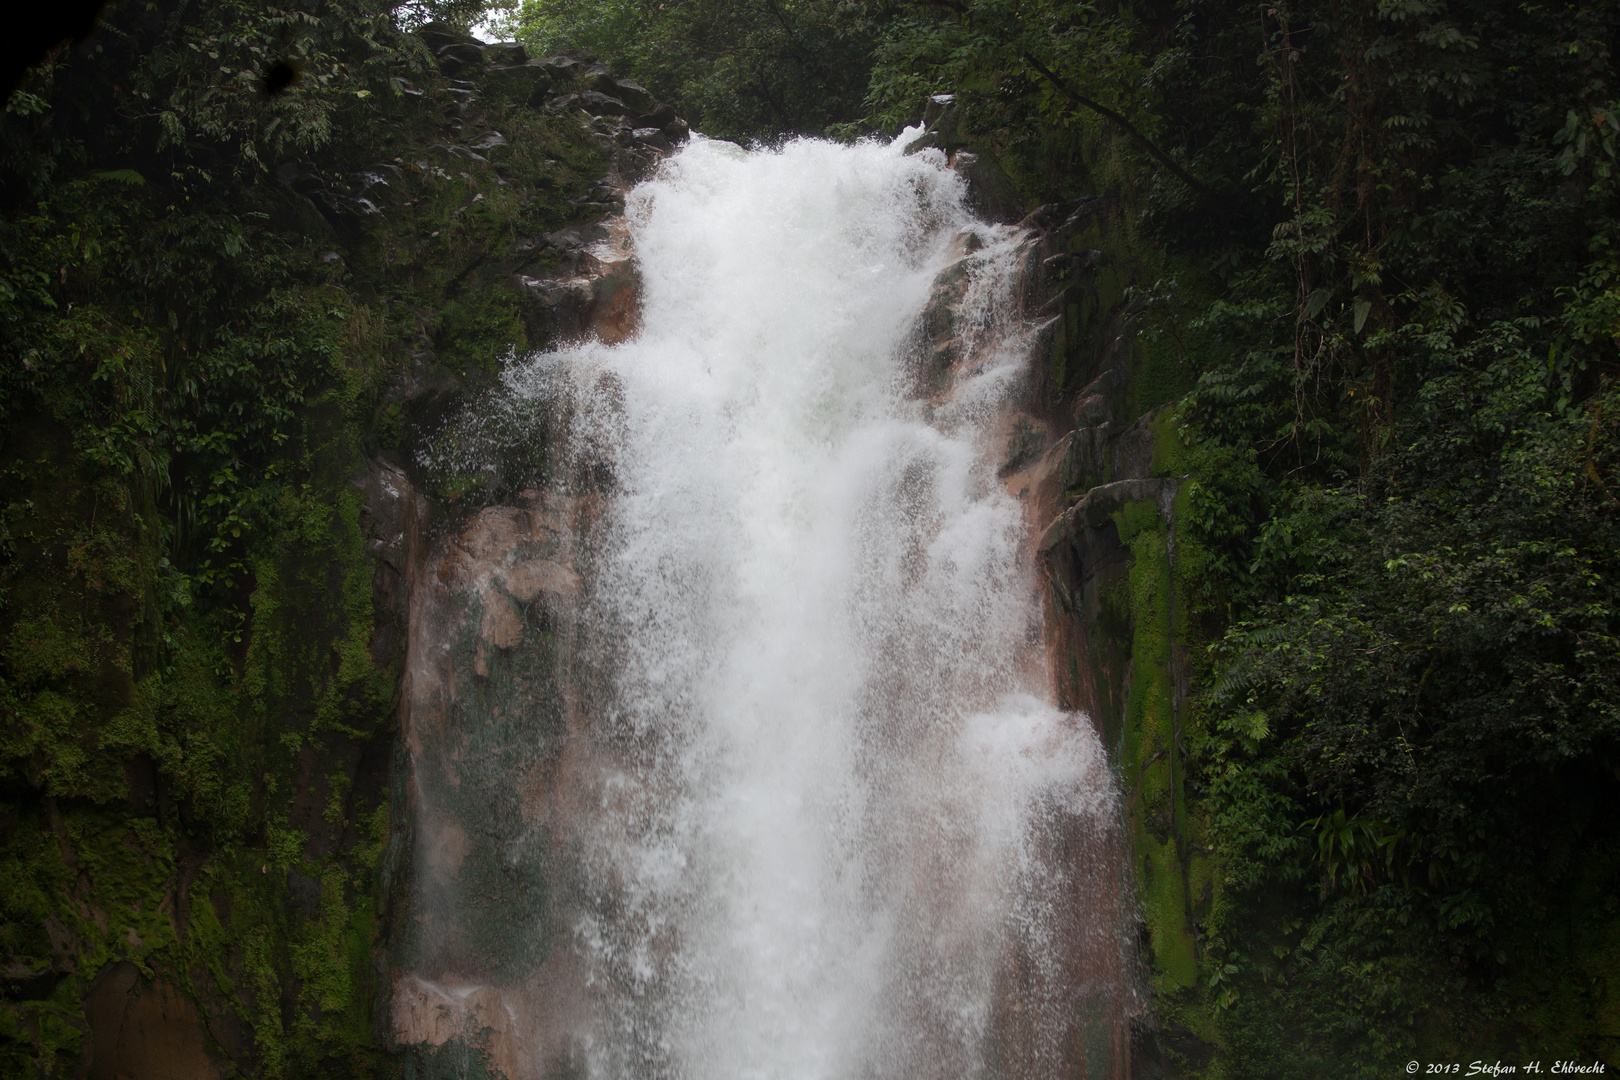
[445,132,1124,1080]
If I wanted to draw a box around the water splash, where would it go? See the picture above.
[412,132,1131,1080]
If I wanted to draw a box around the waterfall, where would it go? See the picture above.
[398,133,1133,1080]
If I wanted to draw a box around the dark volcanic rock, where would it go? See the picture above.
[534,54,584,79]
[435,42,487,78]
[577,90,632,117]
[632,128,673,154]
[482,61,553,105]
[485,41,528,65]
[636,102,678,129]
[415,20,478,50]
[951,150,1024,224]
[608,79,656,114]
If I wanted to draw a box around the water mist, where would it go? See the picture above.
[395,132,1136,1080]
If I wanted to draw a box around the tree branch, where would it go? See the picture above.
[917,0,1212,196]
[1015,51,1211,196]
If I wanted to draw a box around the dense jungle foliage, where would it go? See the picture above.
[0,0,614,1074]
[3,0,1618,1075]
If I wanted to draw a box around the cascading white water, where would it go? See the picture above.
[443,133,1125,1080]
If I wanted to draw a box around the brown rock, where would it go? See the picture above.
[480,597,524,649]
[83,963,222,1080]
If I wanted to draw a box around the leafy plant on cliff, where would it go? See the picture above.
[0,0,608,1073]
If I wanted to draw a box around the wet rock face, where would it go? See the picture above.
[903,96,1026,224]
[511,215,641,346]
[392,972,592,1080]
[375,471,606,1080]
[83,963,221,1080]
[949,150,1025,224]
[576,89,633,117]
[898,179,1203,1078]
[402,491,585,955]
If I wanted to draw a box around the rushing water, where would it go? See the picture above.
[409,133,1129,1080]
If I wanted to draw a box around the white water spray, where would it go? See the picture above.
[427,133,1127,1080]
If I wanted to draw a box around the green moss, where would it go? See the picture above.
[0,980,86,1078]
[1113,498,1198,992]
[1067,408,1222,1039]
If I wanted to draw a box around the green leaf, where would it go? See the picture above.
[1304,288,1330,321]
[92,169,146,186]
